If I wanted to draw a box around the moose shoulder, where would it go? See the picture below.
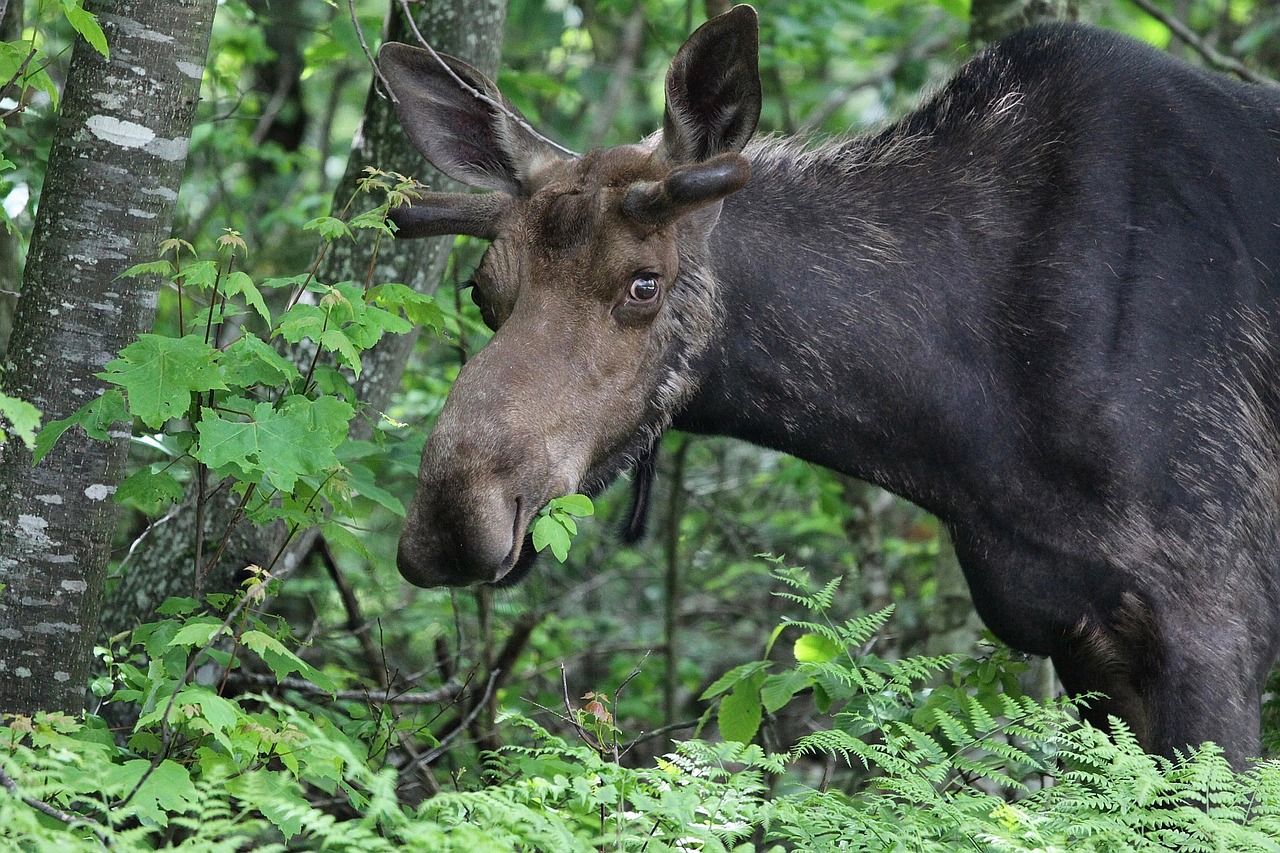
[379,7,1280,764]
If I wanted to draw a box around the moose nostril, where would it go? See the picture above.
[498,496,526,578]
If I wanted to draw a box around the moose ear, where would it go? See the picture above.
[662,4,762,164]
[378,43,564,194]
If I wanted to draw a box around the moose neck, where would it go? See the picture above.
[676,133,1038,521]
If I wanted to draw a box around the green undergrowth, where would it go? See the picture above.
[4,564,1280,852]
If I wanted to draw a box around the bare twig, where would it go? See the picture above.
[560,663,595,745]
[415,668,502,765]
[249,70,297,147]
[114,504,182,575]
[391,0,579,157]
[798,27,954,133]
[346,0,396,97]
[663,438,691,729]
[611,651,651,761]
[622,717,702,749]
[0,44,37,113]
[1129,0,1277,86]
[316,535,387,688]
[227,670,463,705]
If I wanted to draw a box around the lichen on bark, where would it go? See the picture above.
[0,0,217,714]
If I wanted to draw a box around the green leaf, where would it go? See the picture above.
[175,260,219,291]
[550,494,594,517]
[100,335,226,429]
[220,334,301,389]
[761,668,814,714]
[0,43,58,108]
[127,760,197,825]
[173,685,240,750]
[193,396,353,493]
[228,770,309,841]
[32,390,128,464]
[156,597,201,616]
[338,461,405,516]
[260,273,310,290]
[794,633,842,664]
[117,260,176,279]
[0,391,41,450]
[532,514,572,562]
[322,521,374,562]
[168,620,224,648]
[719,672,765,744]
[319,328,361,374]
[275,303,327,344]
[62,1,109,57]
[303,216,352,241]
[115,466,184,514]
[223,270,271,325]
[368,282,445,331]
[240,630,336,693]
[700,661,772,701]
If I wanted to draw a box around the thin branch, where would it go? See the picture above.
[316,535,387,689]
[226,670,463,705]
[798,27,954,133]
[415,668,501,765]
[113,504,182,575]
[249,69,297,148]
[347,0,395,97]
[392,0,579,158]
[623,718,702,749]
[0,44,38,113]
[121,580,266,810]
[559,663,595,745]
[0,763,113,846]
[1130,0,1277,86]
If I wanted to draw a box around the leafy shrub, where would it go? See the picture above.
[5,562,1280,850]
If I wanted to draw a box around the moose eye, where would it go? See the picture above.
[628,276,660,303]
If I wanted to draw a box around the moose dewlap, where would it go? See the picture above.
[378,6,1280,765]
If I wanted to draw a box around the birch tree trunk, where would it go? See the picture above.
[99,0,508,638]
[0,0,216,713]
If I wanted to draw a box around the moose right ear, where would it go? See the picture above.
[662,5,762,164]
[378,43,565,195]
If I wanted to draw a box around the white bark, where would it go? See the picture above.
[0,0,216,713]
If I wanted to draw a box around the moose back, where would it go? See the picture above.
[379,6,1280,764]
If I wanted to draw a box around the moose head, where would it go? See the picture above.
[381,6,762,587]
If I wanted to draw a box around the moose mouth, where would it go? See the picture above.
[492,496,537,587]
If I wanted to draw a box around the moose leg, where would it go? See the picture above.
[1051,595,1158,750]
[1052,593,1268,766]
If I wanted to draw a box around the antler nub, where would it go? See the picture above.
[622,153,751,229]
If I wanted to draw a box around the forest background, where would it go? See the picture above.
[1,0,1280,849]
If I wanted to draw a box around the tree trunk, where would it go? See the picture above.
[0,0,216,713]
[99,0,508,638]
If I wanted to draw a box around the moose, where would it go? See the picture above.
[379,6,1280,764]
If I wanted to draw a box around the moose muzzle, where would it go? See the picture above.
[395,324,586,587]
